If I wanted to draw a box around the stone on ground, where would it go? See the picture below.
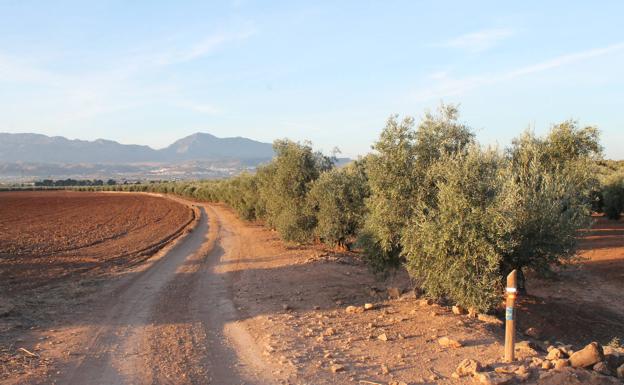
[345,305,362,314]
[515,340,540,358]
[553,359,570,370]
[592,361,611,376]
[454,358,482,377]
[569,342,604,368]
[452,304,466,315]
[438,336,463,349]
[474,371,514,385]
[478,313,503,326]
[546,347,564,360]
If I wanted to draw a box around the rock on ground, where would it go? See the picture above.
[452,305,466,315]
[553,359,570,370]
[454,358,481,377]
[438,336,462,349]
[569,342,604,368]
[546,348,564,360]
[592,361,611,376]
[478,313,503,326]
[474,371,514,385]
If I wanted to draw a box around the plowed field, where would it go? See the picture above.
[0,191,194,291]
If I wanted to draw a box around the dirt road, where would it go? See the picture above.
[56,204,275,385]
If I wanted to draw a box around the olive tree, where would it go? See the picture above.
[359,104,474,271]
[259,139,333,242]
[602,173,624,220]
[402,146,507,311]
[358,115,418,270]
[222,173,261,221]
[307,160,369,249]
[400,119,601,311]
[504,124,601,278]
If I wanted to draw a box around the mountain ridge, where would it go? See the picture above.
[0,132,275,164]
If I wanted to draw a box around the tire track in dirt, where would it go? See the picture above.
[58,204,274,385]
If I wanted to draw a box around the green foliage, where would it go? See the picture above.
[35,178,107,187]
[401,127,597,310]
[259,139,334,242]
[402,147,506,311]
[389,115,599,311]
[592,160,624,212]
[509,122,602,204]
[220,173,261,220]
[540,120,602,163]
[360,104,474,271]
[502,129,597,276]
[602,173,624,220]
[359,115,417,268]
[413,104,475,170]
[307,161,369,248]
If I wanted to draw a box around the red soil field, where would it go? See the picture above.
[0,191,194,292]
[521,215,624,346]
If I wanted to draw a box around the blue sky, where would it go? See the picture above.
[1,1,623,159]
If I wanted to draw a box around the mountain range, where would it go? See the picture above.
[0,132,275,164]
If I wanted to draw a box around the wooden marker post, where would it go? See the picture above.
[504,269,518,362]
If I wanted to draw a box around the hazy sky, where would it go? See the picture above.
[1,1,623,158]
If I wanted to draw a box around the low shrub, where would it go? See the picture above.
[258,139,333,242]
[307,162,369,248]
[602,173,624,220]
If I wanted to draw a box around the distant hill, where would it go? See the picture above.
[0,132,274,164]
[160,133,274,161]
[0,132,352,182]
